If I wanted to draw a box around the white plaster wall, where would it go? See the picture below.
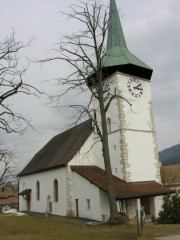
[72,171,104,221]
[105,75,121,133]
[89,72,160,183]
[108,131,123,179]
[19,181,27,211]
[126,131,158,181]
[90,74,120,134]
[19,168,67,216]
[126,199,138,219]
[115,73,152,131]
[99,189,110,221]
[83,130,124,180]
[80,129,124,179]
[86,74,124,179]
[70,133,104,169]
[115,72,160,182]
[150,196,163,218]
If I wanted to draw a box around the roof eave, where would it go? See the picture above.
[115,190,175,200]
[102,64,153,80]
[18,164,67,177]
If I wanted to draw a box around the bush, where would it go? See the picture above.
[152,193,180,224]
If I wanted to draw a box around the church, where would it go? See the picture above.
[18,0,172,221]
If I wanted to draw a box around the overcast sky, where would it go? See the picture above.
[1,0,180,171]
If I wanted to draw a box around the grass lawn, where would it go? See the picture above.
[0,214,180,240]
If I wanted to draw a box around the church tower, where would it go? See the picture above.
[93,0,161,183]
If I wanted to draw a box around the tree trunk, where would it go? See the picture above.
[98,80,118,223]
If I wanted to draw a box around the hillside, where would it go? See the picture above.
[159,143,180,166]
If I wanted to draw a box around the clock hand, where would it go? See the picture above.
[136,84,141,88]
[134,84,142,90]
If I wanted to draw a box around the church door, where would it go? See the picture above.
[140,197,150,214]
[75,199,79,217]
[26,196,31,211]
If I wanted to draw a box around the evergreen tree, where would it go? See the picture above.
[153,193,180,224]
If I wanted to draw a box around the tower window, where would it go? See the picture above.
[107,117,111,133]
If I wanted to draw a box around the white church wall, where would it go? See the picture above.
[105,75,120,132]
[91,130,124,180]
[89,71,161,183]
[126,199,138,219]
[99,189,110,222]
[90,139,105,169]
[87,74,125,179]
[72,171,103,221]
[115,73,154,133]
[150,196,163,218]
[108,131,123,179]
[70,133,104,169]
[126,131,158,182]
[19,168,67,216]
[90,74,120,134]
[114,72,160,182]
[19,181,27,211]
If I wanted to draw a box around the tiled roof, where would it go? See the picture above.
[127,181,174,198]
[0,192,18,205]
[71,166,174,199]
[18,119,92,176]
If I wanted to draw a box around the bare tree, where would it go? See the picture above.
[0,30,42,134]
[41,0,129,223]
[0,144,17,200]
[0,144,16,185]
[0,30,46,189]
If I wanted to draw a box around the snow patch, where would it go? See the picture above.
[5,208,27,216]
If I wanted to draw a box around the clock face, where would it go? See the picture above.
[127,78,143,98]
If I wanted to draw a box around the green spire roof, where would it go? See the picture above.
[102,0,153,80]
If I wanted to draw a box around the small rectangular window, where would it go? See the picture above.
[86,199,90,209]
[107,118,111,133]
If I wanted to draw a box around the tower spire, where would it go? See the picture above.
[102,0,153,80]
[106,0,127,53]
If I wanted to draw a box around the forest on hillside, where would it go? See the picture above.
[159,144,180,166]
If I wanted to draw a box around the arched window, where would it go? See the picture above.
[107,117,111,133]
[54,179,58,202]
[36,181,40,200]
